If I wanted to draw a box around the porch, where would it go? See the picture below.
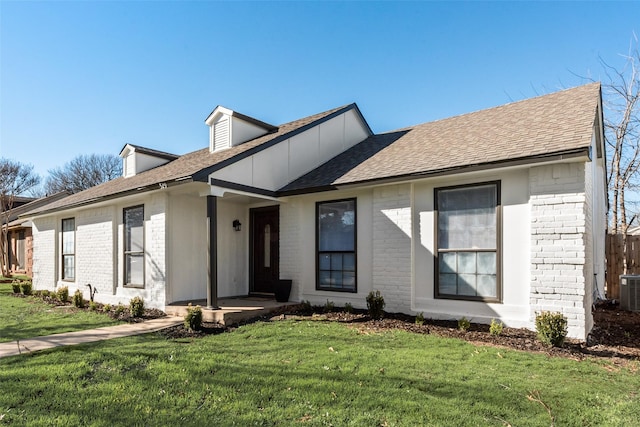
[165,296,299,325]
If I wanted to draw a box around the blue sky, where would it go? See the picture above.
[1,1,639,180]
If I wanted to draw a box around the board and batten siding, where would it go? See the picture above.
[210,109,370,192]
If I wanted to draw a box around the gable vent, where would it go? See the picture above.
[620,275,640,312]
[213,118,230,151]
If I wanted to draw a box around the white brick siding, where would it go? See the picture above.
[372,184,412,313]
[32,216,56,290]
[31,193,169,310]
[76,206,116,298]
[279,200,302,301]
[530,163,592,339]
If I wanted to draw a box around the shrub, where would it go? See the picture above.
[184,304,203,331]
[103,304,112,313]
[323,299,335,313]
[415,312,425,325]
[458,316,471,331]
[489,318,504,336]
[344,302,354,313]
[535,311,568,347]
[129,296,144,318]
[73,290,85,308]
[114,304,125,316]
[56,286,69,303]
[11,281,21,294]
[300,300,313,315]
[89,301,98,311]
[366,290,385,320]
[41,289,51,298]
[20,281,33,295]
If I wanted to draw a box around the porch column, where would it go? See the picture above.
[207,195,219,309]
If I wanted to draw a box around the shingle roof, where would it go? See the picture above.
[23,104,358,216]
[281,83,602,193]
[3,192,71,225]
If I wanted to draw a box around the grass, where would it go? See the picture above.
[1,320,638,426]
[0,283,121,343]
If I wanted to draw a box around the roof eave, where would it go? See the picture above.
[278,147,592,196]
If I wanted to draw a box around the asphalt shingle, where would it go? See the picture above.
[281,82,601,192]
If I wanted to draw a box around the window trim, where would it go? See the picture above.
[61,217,75,282]
[123,205,145,288]
[434,181,502,302]
[316,198,357,293]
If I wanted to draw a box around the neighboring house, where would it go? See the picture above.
[2,193,70,277]
[23,83,606,340]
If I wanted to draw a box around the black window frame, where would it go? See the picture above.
[434,181,502,302]
[316,198,357,293]
[61,218,75,281]
[123,205,145,288]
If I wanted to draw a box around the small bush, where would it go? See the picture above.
[103,304,112,313]
[458,317,471,331]
[489,318,504,336]
[89,301,98,311]
[41,289,51,298]
[184,304,203,331]
[366,290,385,320]
[20,281,33,295]
[344,302,354,313]
[114,304,125,316]
[56,286,69,303]
[323,299,335,313]
[300,300,313,315]
[73,290,85,308]
[535,311,568,347]
[11,281,21,294]
[129,296,144,318]
[415,312,425,325]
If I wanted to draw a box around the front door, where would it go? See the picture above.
[251,206,279,294]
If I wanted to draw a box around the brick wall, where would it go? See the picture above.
[279,200,302,301]
[372,184,412,313]
[32,216,56,290]
[76,206,115,298]
[530,163,591,339]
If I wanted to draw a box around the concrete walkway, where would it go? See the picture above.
[0,316,183,359]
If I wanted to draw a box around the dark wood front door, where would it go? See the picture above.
[251,206,279,294]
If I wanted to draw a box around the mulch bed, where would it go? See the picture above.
[15,289,640,361]
[159,302,640,363]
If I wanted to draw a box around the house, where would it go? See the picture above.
[1,193,69,277]
[23,83,606,340]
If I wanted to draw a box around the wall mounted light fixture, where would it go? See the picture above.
[232,219,242,232]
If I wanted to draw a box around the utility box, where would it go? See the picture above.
[619,275,640,312]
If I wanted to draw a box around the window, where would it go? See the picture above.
[16,230,25,271]
[61,218,75,281]
[124,206,144,287]
[435,182,500,301]
[317,199,356,292]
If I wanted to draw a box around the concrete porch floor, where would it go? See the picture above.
[165,297,300,325]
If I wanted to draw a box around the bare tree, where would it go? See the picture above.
[601,36,640,274]
[0,159,41,277]
[44,154,122,194]
[604,37,640,234]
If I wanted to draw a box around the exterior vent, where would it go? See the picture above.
[619,275,640,312]
[213,118,230,151]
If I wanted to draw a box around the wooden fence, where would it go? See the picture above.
[605,233,640,299]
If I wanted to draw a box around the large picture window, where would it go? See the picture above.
[124,206,144,287]
[435,182,500,301]
[61,218,75,281]
[317,199,356,292]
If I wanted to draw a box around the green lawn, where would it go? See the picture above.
[0,283,121,343]
[1,320,637,426]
